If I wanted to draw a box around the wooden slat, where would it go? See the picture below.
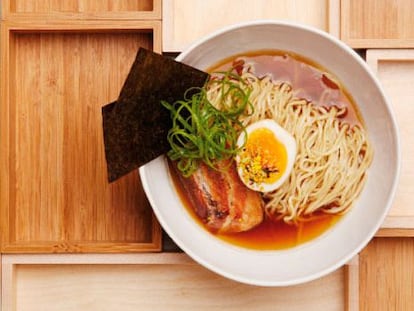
[1,0,162,20]
[376,228,414,237]
[0,254,2,310]
[0,21,162,253]
[162,0,330,52]
[366,49,414,234]
[344,256,359,311]
[1,253,357,311]
[339,0,414,48]
[359,238,414,311]
[328,0,340,38]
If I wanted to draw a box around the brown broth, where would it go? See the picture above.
[218,214,341,250]
[169,159,341,250]
[208,50,363,126]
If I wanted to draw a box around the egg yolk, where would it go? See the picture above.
[238,127,287,187]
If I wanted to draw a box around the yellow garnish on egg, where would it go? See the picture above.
[239,127,287,185]
[236,119,296,192]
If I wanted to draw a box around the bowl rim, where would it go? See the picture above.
[141,20,401,286]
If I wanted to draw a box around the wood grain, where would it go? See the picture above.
[0,22,162,253]
[10,0,154,12]
[162,0,330,52]
[328,0,340,38]
[1,253,353,311]
[366,49,414,233]
[376,228,414,237]
[359,238,414,311]
[344,256,359,311]
[1,0,162,20]
[340,0,414,47]
[0,254,2,309]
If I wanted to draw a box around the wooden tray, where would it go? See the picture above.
[366,49,414,236]
[0,21,162,253]
[1,253,359,311]
[1,0,161,20]
[359,237,414,310]
[162,0,332,52]
[335,0,414,48]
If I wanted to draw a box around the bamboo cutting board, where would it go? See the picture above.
[338,0,414,47]
[1,253,358,311]
[162,0,331,52]
[0,1,163,253]
[366,49,414,236]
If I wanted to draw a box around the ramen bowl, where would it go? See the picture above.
[139,20,400,286]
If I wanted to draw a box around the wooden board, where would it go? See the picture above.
[1,253,359,311]
[359,237,414,311]
[366,49,414,236]
[0,21,162,253]
[338,0,414,48]
[0,254,1,310]
[162,0,331,52]
[1,0,161,20]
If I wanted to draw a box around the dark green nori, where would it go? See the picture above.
[102,48,209,182]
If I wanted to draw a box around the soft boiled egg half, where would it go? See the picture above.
[235,119,297,192]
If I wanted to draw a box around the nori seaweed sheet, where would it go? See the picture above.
[102,48,209,182]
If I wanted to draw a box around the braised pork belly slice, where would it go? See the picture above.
[172,160,264,233]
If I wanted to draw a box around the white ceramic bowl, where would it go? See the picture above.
[139,21,400,286]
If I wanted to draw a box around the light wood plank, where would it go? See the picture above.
[344,256,359,311]
[328,0,340,38]
[376,228,414,237]
[1,253,354,311]
[366,49,414,233]
[0,254,2,311]
[340,0,414,48]
[0,22,162,253]
[1,0,162,20]
[1,259,13,311]
[0,22,11,255]
[359,238,414,311]
[163,0,330,52]
[1,1,10,19]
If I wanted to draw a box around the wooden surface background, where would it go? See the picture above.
[1,254,348,311]
[1,0,413,310]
